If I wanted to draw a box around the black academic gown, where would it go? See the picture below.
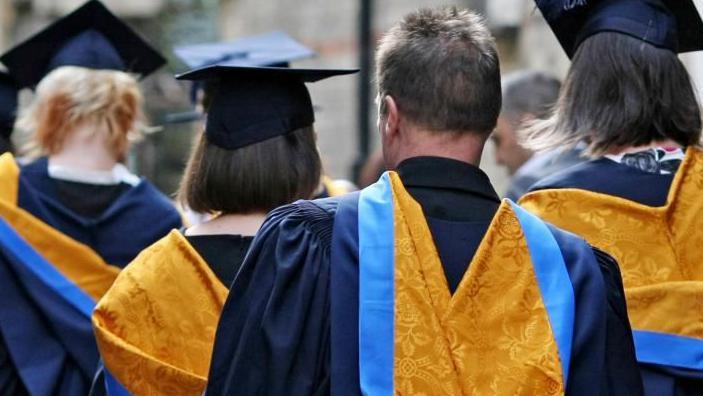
[18,157,182,267]
[207,156,643,395]
[530,156,703,396]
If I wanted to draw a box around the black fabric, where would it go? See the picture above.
[208,156,642,395]
[53,179,131,219]
[640,365,703,396]
[0,72,17,139]
[18,157,182,267]
[176,66,357,150]
[530,157,675,207]
[535,0,703,58]
[396,156,500,221]
[591,247,644,395]
[206,199,337,395]
[0,329,25,396]
[329,193,361,396]
[186,234,253,288]
[0,0,165,88]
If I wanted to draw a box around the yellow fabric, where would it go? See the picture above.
[0,152,19,203]
[389,172,564,395]
[519,147,703,340]
[0,153,118,300]
[93,230,229,395]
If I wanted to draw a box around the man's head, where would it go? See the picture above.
[375,7,501,168]
[492,71,561,174]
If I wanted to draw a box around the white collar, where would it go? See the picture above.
[47,162,140,186]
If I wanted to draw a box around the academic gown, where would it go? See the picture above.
[17,157,182,267]
[91,231,252,395]
[0,216,103,395]
[207,156,643,395]
[526,153,703,395]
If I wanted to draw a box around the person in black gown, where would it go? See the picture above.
[0,2,180,394]
[0,0,181,268]
[207,6,643,395]
[519,1,703,394]
[91,64,356,394]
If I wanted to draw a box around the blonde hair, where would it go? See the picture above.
[16,66,144,160]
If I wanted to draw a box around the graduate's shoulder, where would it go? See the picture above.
[262,195,344,234]
[128,179,182,220]
[528,158,609,193]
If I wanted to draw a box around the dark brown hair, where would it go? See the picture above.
[178,126,322,214]
[375,6,501,135]
[522,32,702,155]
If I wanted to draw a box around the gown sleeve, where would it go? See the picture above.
[593,248,645,395]
[206,199,337,396]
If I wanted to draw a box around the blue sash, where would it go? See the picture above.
[633,330,703,371]
[358,173,395,395]
[0,217,98,394]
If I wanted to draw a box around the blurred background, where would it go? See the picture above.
[2,0,703,196]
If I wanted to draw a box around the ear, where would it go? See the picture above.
[382,95,400,139]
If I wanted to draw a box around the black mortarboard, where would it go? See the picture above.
[176,66,357,149]
[0,72,18,139]
[174,31,315,70]
[0,0,166,88]
[536,0,703,58]
[166,31,316,123]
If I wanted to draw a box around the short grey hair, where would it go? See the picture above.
[375,6,501,135]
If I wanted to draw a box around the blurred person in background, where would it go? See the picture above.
[493,70,584,200]
[0,1,180,394]
[206,7,641,395]
[92,64,355,395]
[520,0,703,394]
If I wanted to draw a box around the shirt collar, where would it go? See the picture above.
[396,156,500,202]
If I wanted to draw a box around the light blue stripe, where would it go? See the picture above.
[510,202,575,386]
[633,330,703,370]
[105,369,131,396]
[0,217,95,318]
[358,172,395,396]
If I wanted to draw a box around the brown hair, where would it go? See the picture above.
[16,66,143,160]
[375,6,501,135]
[178,126,322,214]
[522,32,702,156]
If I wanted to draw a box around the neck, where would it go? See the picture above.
[185,212,267,237]
[392,127,486,168]
[48,122,118,171]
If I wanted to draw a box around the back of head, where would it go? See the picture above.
[178,126,322,215]
[376,6,501,135]
[502,70,561,120]
[16,65,143,160]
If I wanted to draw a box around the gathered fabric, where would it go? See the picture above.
[93,230,228,395]
[362,172,569,395]
[520,147,703,371]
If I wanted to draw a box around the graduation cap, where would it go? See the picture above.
[0,72,18,139]
[174,31,316,70]
[0,0,166,89]
[535,0,703,58]
[175,65,357,149]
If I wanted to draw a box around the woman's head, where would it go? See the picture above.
[16,65,143,161]
[523,32,702,155]
[178,125,322,215]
